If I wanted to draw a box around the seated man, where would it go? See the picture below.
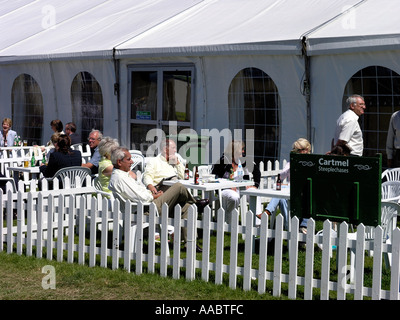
[108,147,206,251]
[82,129,102,175]
[143,138,185,194]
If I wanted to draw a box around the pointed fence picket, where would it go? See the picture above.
[1,190,400,300]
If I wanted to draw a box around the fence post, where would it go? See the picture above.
[215,208,225,285]
[57,195,65,263]
[36,193,44,258]
[243,210,254,291]
[47,194,54,261]
[304,218,316,300]
[372,226,384,300]
[354,224,366,300]
[68,195,76,264]
[173,204,182,280]
[337,221,349,300]
[89,196,97,267]
[16,191,23,256]
[288,216,299,300]
[201,206,212,282]
[258,213,269,294]
[185,205,197,281]
[160,203,170,277]
[390,228,400,300]
[148,203,158,274]
[100,197,109,268]
[273,214,284,297]
[320,220,333,300]
[229,209,239,290]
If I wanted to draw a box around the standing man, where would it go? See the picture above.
[82,129,102,174]
[65,122,81,145]
[333,94,366,156]
[386,110,400,168]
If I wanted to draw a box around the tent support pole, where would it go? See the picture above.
[302,37,312,144]
[113,48,121,143]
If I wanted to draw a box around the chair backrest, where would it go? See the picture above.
[93,176,102,191]
[380,200,399,242]
[381,181,400,201]
[52,166,92,188]
[366,201,400,241]
[382,168,400,182]
[130,150,145,172]
[0,177,17,193]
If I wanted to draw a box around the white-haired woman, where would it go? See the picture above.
[257,138,311,232]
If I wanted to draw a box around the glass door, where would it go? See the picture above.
[129,65,194,154]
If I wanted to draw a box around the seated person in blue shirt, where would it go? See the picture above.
[82,129,102,175]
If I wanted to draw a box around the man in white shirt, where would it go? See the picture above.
[386,110,400,167]
[144,139,185,194]
[108,147,204,251]
[334,94,366,156]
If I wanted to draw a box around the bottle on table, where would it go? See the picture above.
[276,173,281,191]
[236,160,244,182]
[31,153,36,167]
[42,152,47,166]
[194,166,199,185]
[184,164,190,180]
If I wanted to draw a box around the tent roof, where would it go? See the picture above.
[305,0,400,55]
[0,0,399,63]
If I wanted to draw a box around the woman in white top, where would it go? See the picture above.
[0,118,18,147]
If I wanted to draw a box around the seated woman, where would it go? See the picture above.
[98,137,120,194]
[212,139,260,223]
[257,138,311,232]
[39,134,82,179]
[0,117,18,147]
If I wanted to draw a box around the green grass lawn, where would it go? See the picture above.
[0,216,393,301]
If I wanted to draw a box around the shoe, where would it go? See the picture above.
[256,209,271,219]
[195,199,210,213]
[299,227,307,235]
[182,243,203,253]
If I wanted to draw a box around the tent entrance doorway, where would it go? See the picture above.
[128,65,194,153]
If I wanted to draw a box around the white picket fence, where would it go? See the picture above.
[1,190,399,300]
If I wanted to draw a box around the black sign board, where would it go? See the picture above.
[290,153,382,226]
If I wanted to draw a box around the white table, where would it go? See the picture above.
[7,166,41,190]
[241,186,290,225]
[163,178,255,217]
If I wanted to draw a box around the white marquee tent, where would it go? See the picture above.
[0,0,399,162]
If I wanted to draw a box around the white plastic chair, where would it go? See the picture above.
[112,192,158,250]
[129,150,145,172]
[46,166,92,188]
[0,177,17,193]
[348,200,399,283]
[381,181,400,202]
[382,168,400,182]
[112,191,170,255]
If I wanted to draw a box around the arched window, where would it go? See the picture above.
[343,66,400,162]
[228,67,280,163]
[71,72,104,143]
[11,74,44,145]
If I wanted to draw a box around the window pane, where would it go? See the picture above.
[130,123,157,153]
[71,72,104,143]
[343,66,400,165]
[228,67,280,163]
[11,74,43,145]
[163,71,191,122]
[131,71,157,121]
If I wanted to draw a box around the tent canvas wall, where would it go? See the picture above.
[1,0,399,164]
